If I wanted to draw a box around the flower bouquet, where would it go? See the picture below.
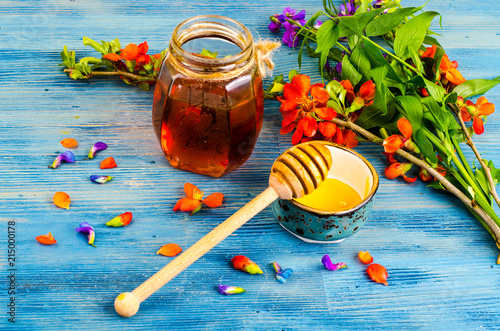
[266,1,500,262]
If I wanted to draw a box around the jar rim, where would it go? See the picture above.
[170,15,254,70]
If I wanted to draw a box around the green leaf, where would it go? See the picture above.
[366,7,421,37]
[341,56,362,86]
[200,48,218,58]
[363,41,402,83]
[327,99,343,113]
[424,77,446,102]
[288,69,298,82]
[474,167,490,200]
[393,11,440,60]
[414,129,438,166]
[350,43,371,82]
[125,60,136,73]
[347,35,360,51]
[452,79,500,99]
[338,16,361,38]
[355,8,385,31]
[305,11,322,28]
[409,48,424,73]
[316,20,339,54]
[423,35,442,48]
[82,36,106,55]
[109,38,121,53]
[69,70,86,80]
[297,30,311,72]
[395,95,423,132]
[79,57,101,67]
[319,50,329,78]
[270,83,284,93]
[356,101,397,129]
[370,66,389,114]
[138,82,150,91]
[421,97,458,132]
[326,80,344,98]
[327,47,343,62]
[484,159,500,187]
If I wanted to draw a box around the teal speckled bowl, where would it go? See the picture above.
[271,142,379,243]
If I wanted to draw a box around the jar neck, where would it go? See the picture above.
[169,15,254,74]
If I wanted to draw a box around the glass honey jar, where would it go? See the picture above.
[152,15,267,177]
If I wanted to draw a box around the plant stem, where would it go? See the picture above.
[330,117,500,252]
[457,112,500,208]
[63,69,153,82]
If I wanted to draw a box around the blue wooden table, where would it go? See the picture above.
[1,0,500,329]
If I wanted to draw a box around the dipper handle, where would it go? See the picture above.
[115,187,279,317]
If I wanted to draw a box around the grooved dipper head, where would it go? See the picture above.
[269,142,333,200]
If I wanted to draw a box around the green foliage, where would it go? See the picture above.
[453,79,500,99]
[393,11,440,60]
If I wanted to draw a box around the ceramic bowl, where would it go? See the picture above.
[271,141,379,243]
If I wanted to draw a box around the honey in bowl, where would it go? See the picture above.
[294,178,362,212]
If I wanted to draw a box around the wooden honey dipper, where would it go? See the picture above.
[115,141,333,317]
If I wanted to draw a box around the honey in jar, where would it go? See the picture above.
[152,15,264,177]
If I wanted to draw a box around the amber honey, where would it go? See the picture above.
[155,76,263,177]
[294,178,362,212]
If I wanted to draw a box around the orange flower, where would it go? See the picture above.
[278,74,336,145]
[358,80,376,105]
[421,44,437,59]
[103,53,122,62]
[460,96,495,135]
[36,232,57,245]
[156,243,182,257]
[100,157,117,169]
[358,251,373,264]
[318,122,337,138]
[439,54,466,85]
[53,191,71,209]
[120,43,140,61]
[340,79,355,102]
[60,138,78,148]
[173,183,223,215]
[385,162,416,183]
[382,117,413,153]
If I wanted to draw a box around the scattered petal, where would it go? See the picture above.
[48,151,76,169]
[157,243,182,257]
[90,175,115,184]
[173,197,201,212]
[184,183,203,200]
[87,142,107,159]
[100,157,117,169]
[106,212,133,227]
[36,232,57,245]
[322,254,347,271]
[367,263,388,285]
[231,255,263,274]
[218,284,246,295]
[75,222,96,247]
[358,251,374,264]
[60,138,78,148]
[203,193,224,208]
[270,262,293,283]
[53,191,71,210]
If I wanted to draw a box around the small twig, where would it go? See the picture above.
[457,112,500,209]
[63,69,153,82]
[331,117,500,248]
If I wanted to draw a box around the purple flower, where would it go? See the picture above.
[322,255,348,271]
[340,1,358,16]
[268,14,282,33]
[271,262,294,283]
[314,20,323,29]
[282,21,300,48]
[76,222,96,247]
[48,151,75,169]
[372,0,384,9]
[279,7,306,26]
[87,142,107,159]
[89,175,114,184]
[218,284,246,295]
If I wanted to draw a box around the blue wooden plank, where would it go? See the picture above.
[1,0,500,329]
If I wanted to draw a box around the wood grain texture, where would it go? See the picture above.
[1,0,500,329]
